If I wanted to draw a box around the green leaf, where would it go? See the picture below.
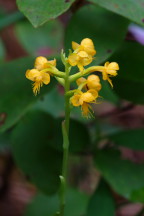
[24,188,88,216]
[0,11,24,30]
[90,0,144,27]
[109,129,144,150]
[99,80,120,105]
[48,117,91,153]
[11,111,62,194]
[0,57,55,133]
[65,4,129,65]
[87,180,115,216]
[95,149,144,202]
[17,0,75,27]
[34,87,64,118]
[15,19,63,55]
[111,41,144,104]
[0,39,5,60]
[0,132,11,151]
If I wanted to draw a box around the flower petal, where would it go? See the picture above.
[81,38,96,56]
[41,72,50,85]
[78,51,88,58]
[81,38,94,48]
[35,56,48,70]
[80,89,98,103]
[108,62,119,70]
[26,69,41,81]
[76,77,86,86]
[107,70,118,76]
[104,61,110,67]
[33,81,43,95]
[87,75,101,91]
[102,71,108,80]
[107,77,113,88]
[77,63,84,72]
[72,41,80,50]
[47,58,56,67]
[70,94,83,106]
[68,53,80,66]
[80,55,93,66]
[87,89,98,99]
[81,103,93,118]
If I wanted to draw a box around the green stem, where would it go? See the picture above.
[69,66,104,82]
[59,63,71,216]
[41,68,65,78]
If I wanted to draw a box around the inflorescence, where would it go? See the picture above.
[26,38,119,118]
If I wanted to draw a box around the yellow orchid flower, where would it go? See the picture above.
[70,89,98,118]
[102,62,119,87]
[72,38,96,56]
[26,56,56,95]
[87,75,101,91]
[68,38,96,72]
[35,56,56,70]
[76,74,101,91]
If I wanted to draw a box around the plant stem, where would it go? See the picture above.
[59,63,70,216]
[69,66,104,82]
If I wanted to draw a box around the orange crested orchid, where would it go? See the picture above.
[26,56,56,95]
[68,38,96,72]
[101,62,119,87]
[70,89,98,118]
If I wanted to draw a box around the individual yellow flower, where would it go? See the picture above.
[68,38,96,72]
[26,56,56,95]
[72,38,96,56]
[87,75,101,91]
[35,56,56,70]
[101,62,119,87]
[76,75,101,91]
[70,89,98,118]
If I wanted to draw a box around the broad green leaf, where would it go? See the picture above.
[95,149,144,202]
[48,118,91,153]
[17,0,75,27]
[15,19,63,55]
[99,80,120,105]
[111,41,144,104]
[0,11,24,30]
[65,4,129,65]
[0,132,11,151]
[0,39,5,60]
[109,129,144,150]
[90,0,144,27]
[87,180,115,216]
[0,57,56,133]
[34,87,64,118]
[11,111,62,194]
[24,188,88,216]
[99,122,122,137]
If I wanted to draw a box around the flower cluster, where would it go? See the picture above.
[25,38,119,118]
